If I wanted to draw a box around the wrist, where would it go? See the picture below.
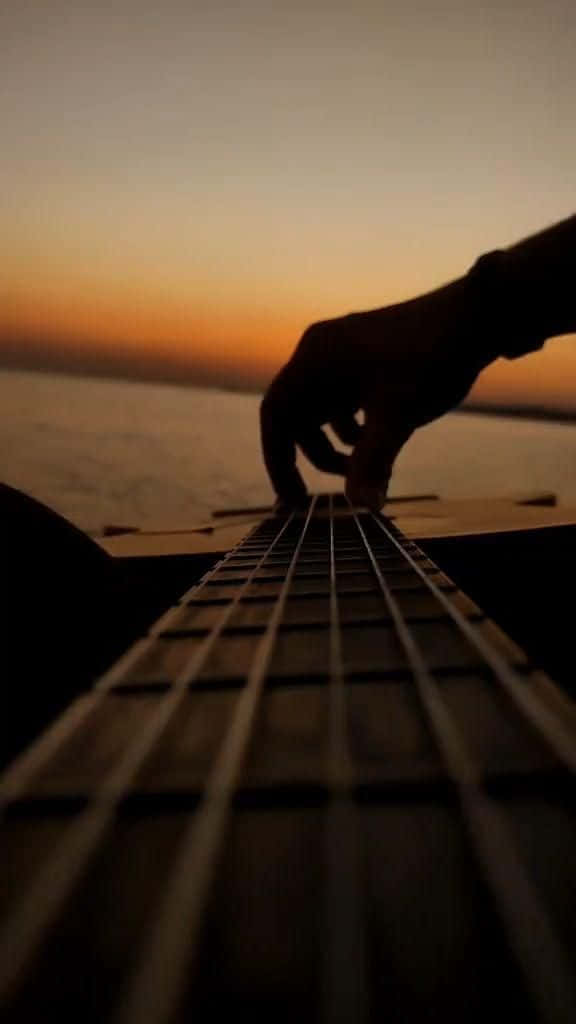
[467,213,576,359]
[465,250,545,360]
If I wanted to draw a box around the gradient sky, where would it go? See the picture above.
[2,0,575,404]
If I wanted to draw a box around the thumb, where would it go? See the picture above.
[346,407,412,510]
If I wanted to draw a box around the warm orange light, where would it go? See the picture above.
[471,338,576,409]
[3,272,576,408]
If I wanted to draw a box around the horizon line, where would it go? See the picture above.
[3,359,576,425]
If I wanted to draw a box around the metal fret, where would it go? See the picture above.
[0,511,296,1004]
[113,498,318,1024]
[322,496,368,1023]
[0,494,575,1022]
[350,503,576,1023]
[0,518,287,805]
[369,512,576,772]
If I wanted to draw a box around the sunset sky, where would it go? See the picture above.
[2,0,575,406]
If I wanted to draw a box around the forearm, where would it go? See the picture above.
[467,213,576,358]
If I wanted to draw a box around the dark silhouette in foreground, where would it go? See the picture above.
[261,213,576,508]
[1,484,137,766]
[0,484,209,768]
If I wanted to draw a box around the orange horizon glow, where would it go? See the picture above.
[0,255,438,389]
[3,275,576,406]
[2,278,304,386]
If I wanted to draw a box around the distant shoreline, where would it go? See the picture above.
[0,356,257,396]
[458,403,576,425]
[2,362,576,425]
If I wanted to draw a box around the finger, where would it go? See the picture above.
[297,426,349,475]
[346,407,412,510]
[330,412,362,447]
[260,382,308,505]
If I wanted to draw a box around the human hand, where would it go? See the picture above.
[260,276,494,510]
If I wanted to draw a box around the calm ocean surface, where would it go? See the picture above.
[2,368,576,533]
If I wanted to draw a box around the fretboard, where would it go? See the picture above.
[1,494,576,1023]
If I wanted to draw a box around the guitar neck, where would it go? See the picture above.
[1,494,576,1023]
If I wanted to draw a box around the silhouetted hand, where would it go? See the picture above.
[260,276,495,509]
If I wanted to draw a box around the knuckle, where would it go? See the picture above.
[259,394,272,423]
[261,364,299,424]
[260,386,281,425]
[295,320,329,356]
